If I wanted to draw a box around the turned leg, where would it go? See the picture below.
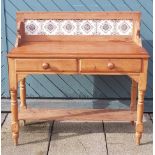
[8,58,20,145]
[20,78,27,110]
[130,79,137,126]
[135,90,145,145]
[11,90,19,146]
[135,59,148,145]
[20,78,27,125]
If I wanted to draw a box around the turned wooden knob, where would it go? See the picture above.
[107,62,115,69]
[42,63,49,69]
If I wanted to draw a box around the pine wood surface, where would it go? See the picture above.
[19,108,136,121]
[16,11,141,21]
[8,41,149,58]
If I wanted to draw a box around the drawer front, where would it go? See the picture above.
[16,59,77,72]
[80,59,141,73]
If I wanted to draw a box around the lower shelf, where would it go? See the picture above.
[19,108,136,121]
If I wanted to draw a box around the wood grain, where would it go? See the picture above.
[16,11,140,21]
[19,108,136,121]
[130,79,137,112]
[135,59,148,145]
[8,41,149,58]
[80,59,141,73]
[15,59,78,72]
[10,90,19,146]
[20,78,27,110]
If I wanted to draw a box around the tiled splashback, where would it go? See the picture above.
[25,19,133,35]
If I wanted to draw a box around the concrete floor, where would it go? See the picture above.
[1,113,153,155]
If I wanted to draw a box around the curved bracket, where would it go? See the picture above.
[15,22,23,47]
[136,30,142,47]
[138,37,142,47]
[17,73,28,82]
[128,74,140,83]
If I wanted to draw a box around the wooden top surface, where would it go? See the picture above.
[16,11,140,21]
[8,41,149,58]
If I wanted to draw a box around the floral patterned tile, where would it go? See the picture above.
[25,19,133,36]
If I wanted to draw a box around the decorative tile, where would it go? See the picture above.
[115,20,133,35]
[25,19,133,36]
[42,20,59,35]
[59,20,78,35]
[25,20,41,35]
[78,20,96,35]
[97,20,114,35]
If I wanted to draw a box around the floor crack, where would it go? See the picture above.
[102,121,109,155]
[46,121,55,155]
[148,113,153,124]
[1,113,8,127]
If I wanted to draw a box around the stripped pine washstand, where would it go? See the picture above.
[7,12,149,146]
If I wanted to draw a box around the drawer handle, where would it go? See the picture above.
[107,62,115,69]
[42,63,49,69]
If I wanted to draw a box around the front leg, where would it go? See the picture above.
[11,90,19,145]
[135,59,148,145]
[8,58,19,145]
[135,90,145,145]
